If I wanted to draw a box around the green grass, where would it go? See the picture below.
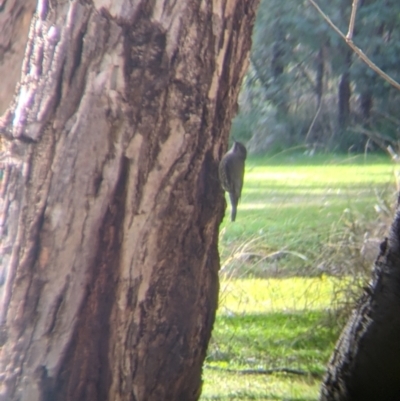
[218,276,347,314]
[219,153,396,276]
[202,369,320,400]
[202,277,342,401]
[201,153,397,401]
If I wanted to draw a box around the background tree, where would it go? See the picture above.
[0,1,259,400]
[237,0,400,153]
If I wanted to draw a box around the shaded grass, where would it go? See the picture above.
[207,311,335,373]
[202,370,321,401]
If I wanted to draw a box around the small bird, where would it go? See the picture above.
[219,141,247,222]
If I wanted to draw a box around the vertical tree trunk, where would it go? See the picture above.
[336,0,352,139]
[359,90,373,123]
[320,203,400,401]
[315,46,324,108]
[338,49,352,132]
[271,25,288,116]
[0,1,259,400]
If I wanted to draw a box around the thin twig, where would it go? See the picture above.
[308,0,346,40]
[351,126,397,151]
[347,0,359,40]
[308,0,400,92]
[305,101,322,142]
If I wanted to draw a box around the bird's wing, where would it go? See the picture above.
[233,160,245,200]
[220,156,234,192]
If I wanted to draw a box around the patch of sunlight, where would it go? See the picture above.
[218,277,347,315]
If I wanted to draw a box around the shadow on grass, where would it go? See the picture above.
[202,394,316,401]
[207,311,338,374]
[201,368,321,401]
[202,311,334,400]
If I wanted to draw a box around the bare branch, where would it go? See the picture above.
[305,101,322,142]
[308,0,400,92]
[347,0,359,40]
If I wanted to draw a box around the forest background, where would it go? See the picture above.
[234,0,400,155]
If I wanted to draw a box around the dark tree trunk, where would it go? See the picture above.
[338,49,352,132]
[271,25,288,116]
[271,39,284,79]
[0,1,259,400]
[315,46,324,108]
[360,90,373,123]
[320,203,400,401]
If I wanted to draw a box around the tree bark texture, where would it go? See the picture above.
[0,0,36,115]
[320,204,400,400]
[0,1,259,400]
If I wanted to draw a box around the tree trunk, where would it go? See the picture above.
[271,25,288,116]
[359,90,373,123]
[336,0,352,138]
[0,1,259,400]
[0,0,36,115]
[320,203,400,400]
[338,49,352,132]
[315,46,324,108]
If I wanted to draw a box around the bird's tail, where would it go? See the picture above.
[229,192,238,222]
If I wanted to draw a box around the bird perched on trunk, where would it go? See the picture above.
[219,141,247,222]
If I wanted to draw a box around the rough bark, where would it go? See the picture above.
[0,1,259,400]
[320,203,400,400]
[0,0,36,115]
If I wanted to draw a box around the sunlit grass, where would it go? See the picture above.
[202,277,341,401]
[219,153,396,274]
[202,153,396,401]
[218,277,347,315]
[202,370,320,401]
